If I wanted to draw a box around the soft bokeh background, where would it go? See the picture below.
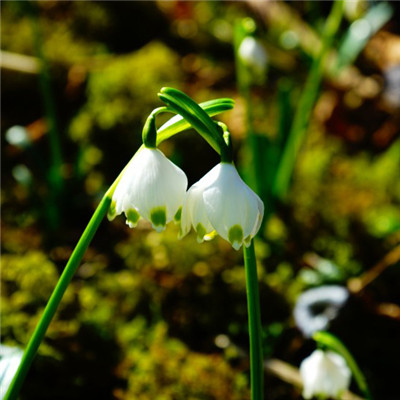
[1,1,400,399]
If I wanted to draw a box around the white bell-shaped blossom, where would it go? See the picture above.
[300,349,351,399]
[180,163,264,250]
[238,36,268,75]
[109,147,187,232]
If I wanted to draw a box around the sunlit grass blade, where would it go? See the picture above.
[335,2,393,73]
[25,1,64,229]
[273,0,345,200]
[261,79,294,221]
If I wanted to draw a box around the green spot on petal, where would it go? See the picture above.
[174,207,182,224]
[126,208,140,227]
[107,201,117,221]
[195,223,207,242]
[150,207,167,232]
[228,225,244,250]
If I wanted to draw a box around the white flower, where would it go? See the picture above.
[238,36,268,75]
[180,163,264,250]
[300,349,351,399]
[109,147,188,232]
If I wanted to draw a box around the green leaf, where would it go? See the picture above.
[273,0,345,200]
[313,331,372,400]
[335,2,393,72]
[156,97,234,146]
[158,87,233,161]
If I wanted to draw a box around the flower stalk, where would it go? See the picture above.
[244,240,264,400]
[4,191,113,400]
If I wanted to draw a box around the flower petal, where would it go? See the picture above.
[180,177,214,241]
[112,148,187,230]
[203,163,261,249]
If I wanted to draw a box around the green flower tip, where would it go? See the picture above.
[126,208,140,228]
[228,225,244,251]
[150,207,167,232]
[195,223,207,243]
[173,207,182,224]
[107,201,117,221]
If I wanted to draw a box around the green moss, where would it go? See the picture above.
[69,41,181,141]
[121,321,249,400]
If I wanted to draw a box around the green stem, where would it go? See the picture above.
[243,241,264,400]
[142,107,169,148]
[313,331,372,400]
[4,190,114,400]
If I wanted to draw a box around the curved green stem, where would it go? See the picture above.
[4,194,112,400]
[158,87,233,162]
[142,107,169,148]
[156,98,234,145]
[243,240,264,400]
[313,331,372,400]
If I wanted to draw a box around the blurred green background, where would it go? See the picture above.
[1,1,400,399]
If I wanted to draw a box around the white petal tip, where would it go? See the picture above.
[153,225,166,233]
[231,242,242,251]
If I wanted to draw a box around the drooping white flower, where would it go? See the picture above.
[180,163,264,250]
[238,36,268,75]
[300,349,351,399]
[109,147,188,232]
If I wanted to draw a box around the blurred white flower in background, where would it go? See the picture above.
[5,126,30,148]
[238,36,268,77]
[300,349,351,399]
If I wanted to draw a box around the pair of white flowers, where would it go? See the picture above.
[108,147,264,250]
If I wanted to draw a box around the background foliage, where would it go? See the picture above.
[2,1,400,399]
